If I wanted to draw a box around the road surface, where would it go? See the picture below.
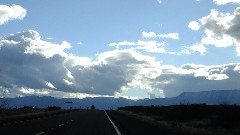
[107,110,176,135]
[0,110,117,135]
[0,110,176,135]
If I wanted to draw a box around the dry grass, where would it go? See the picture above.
[0,108,77,124]
[117,107,240,135]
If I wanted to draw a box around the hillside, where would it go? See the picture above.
[3,90,240,110]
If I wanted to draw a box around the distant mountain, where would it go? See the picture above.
[5,96,136,110]
[139,89,240,106]
[4,90,240,110]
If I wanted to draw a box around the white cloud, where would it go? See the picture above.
[109,31,179,54]
[207,74,229,80]
[136,40,166,53]
[141,31,157,38]
[47,37,53,40]
[200,9,234,47]
[77,42,82,45]
[142,31,180,40]
[0,30,163,98]
[157,0,162,4]
[213,0,240,5]
[108,40,175,54]
[181,43,206,55]
[19,87,35,94]
[189,43,206,55]
[234,64,240,72]
[188,21,201,31]
[1,30,240,99]
[46,82,57,89]
[153,63,240,97]
[189,7,240,55]
[0,4,26,25]
[158,33,180,39]
[108,41,136,47]
[63,79,74,85]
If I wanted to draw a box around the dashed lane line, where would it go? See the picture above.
[58,124,65,127]
[105,111,121,135]
[35,131,45,135]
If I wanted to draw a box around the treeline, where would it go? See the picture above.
[45,106,61,111]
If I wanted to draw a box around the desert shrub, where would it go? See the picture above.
[119,104,240,124]
[45,106,61,111]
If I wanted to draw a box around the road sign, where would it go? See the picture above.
[65,102,73,103]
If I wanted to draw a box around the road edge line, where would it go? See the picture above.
[105,111,122,135]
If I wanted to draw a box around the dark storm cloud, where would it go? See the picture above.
[0,30,161,97]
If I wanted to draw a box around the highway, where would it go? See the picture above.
[0,110,176,135]
[107,110,176,135]
[0,110,118,135]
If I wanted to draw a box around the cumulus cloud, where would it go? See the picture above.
[157,0,162,4]
[158,33,179,39]
[0,30,71,92]
[188,7,240,55]
[200,9,234,47]
[152,63,240,97]
[66,49,162,96]
[1,30,240,99]
[181,43,206,55]
[213,0,240,5]
[141,31,157,38]
[109,40,177,54]
[109,31,178,54]
[108,41,136,47]
[142,31,180,39]
[188,21,201,31]
[77,42,82,45]
[46,82,57,89]
[46,37,53,40]
[0,4,26,25]
[0,30,163,98]
[109,40,168,53]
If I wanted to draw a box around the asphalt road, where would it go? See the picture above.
[107,110,177,135]
[0,110,177,135]
[0,110,118,135]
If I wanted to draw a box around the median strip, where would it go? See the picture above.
[105,111,121,135]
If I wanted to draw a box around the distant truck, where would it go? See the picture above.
[91,105,95,110]
[24,106,35,109]
[45,106,61,111]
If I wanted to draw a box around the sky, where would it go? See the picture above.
[0,0,240,99]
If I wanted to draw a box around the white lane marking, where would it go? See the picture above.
[58,124,65,127]
[70,119,74,122]
[35,132,45,135]
[105,111,121,135]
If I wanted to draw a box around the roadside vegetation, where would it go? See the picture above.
[118,104,240,135]
[0,106,76,125]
